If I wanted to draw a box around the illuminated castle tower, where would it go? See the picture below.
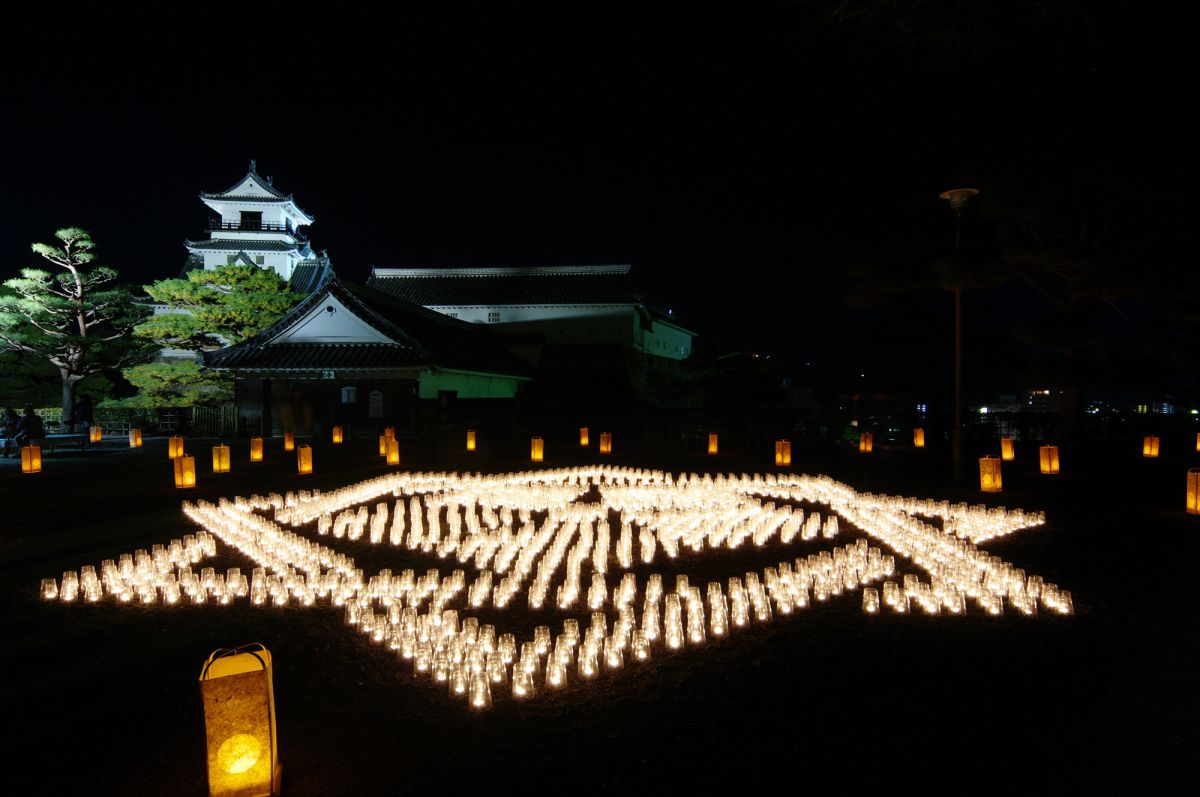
[185,161,324,283]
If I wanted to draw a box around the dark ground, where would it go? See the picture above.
[2,430,1197,794]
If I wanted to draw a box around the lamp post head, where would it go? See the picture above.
[939,187,980,215]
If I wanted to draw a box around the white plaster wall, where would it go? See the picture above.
[270,294,392,344]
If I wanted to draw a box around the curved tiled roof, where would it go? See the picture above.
[185,239,301,252]
[203,276,530,379]
[367,265,637,306]
[199,162,314,221]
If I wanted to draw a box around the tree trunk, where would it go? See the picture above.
[61,372,81,424]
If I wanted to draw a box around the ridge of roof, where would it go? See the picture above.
[370,264,631,278]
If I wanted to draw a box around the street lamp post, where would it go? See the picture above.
[939,187,979,482]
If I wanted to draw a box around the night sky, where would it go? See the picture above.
[0,5,1183,393]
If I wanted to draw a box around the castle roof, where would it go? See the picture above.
[366,264,637,306]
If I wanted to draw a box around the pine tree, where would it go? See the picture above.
[113,263,302,407]
[0,227,151,418]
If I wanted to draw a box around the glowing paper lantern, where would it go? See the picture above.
[1001,437,1015,461]
[979,456,1002,493]
[250,437,263,462]
[384,426,395,440]
[174,455,197,488]
[297,445,313,475]
[169,436,185,459]
[708,433,719,455]
[1039,445,1060,475]
[331,426,343,445]
[21,445,41,474]
[1195,432,1200,453]
[859,432,873,453]
[579,427,589,447]
[531,437,544,463]
[1188,469,1200,515]
[1142,435,1160,458]
[283,432,295,452]
[599,432,612,454]
[378,436,388,456]
[90,426,102,443]
[129,429,142,448]
[775,439,791,466]
[212,445,231,474]
[386,438,400,466]
[199,645,281,797]
[466,430,476,451]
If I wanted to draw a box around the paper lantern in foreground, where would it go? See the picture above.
[174,455,197,488]
[531,436,544,463]
[1039,445,1060,475]
[90,426,102,443]
[297,445,312,475]
[466,429,476,451]
[979,456,1002,492]
[212,444,230,474]
[283,432,295,452]
[1188,469,1200,515]
[1142,435,1160,458]
[859,432,873,453]
[331,425,343,445]
[1001,437,1015,461]
[599,432,612,454]
[250,437,263,462]
[579,427,589,447]
[21,445,41,474]
[913,428,925,448]
[169,435,185,459]
[129,428,142,448]
[708,433,719,455]
[200,644,281,797]
[775,439,791,466]
[386,438,400,466]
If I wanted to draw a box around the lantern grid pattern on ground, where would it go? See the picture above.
[42,468,1073,711]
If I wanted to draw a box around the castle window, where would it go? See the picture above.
[256,256,265,265]
[488,312,501,323]
[341,386,358,404]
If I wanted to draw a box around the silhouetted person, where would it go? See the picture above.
[1,406,18,456]
[14,405,46,448]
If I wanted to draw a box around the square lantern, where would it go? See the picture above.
[1039,445,1060,475]
[169,435,185,459]
[384,426,395,440]
[466,429,476,451]
[859,432,873,453]
[1188,469,1200,515]
[707,433,719,455]
[283,432,295,452]
[1195,432,1200,453]
[331,425,343,445]
[378,435,388,457]
[913,428,925,449]
[212,444,231,474]
[297,445,313,475]
[90,425,102,443]
[579,427,589,447]
[979,456,1002,492]
[1001,437,1015,461]
[599,432,612,454]
[129,428,143,448]
[21,444,41,474]
[174,455,197,488]
[386,438,400,466]
[200,645,281,797]
[531,436,544,462]
[250,437,264,462]
[775,439,791,466]
[1142,435,1160,458]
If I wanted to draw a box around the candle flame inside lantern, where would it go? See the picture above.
[708,433,718,455]
[250,437,263,462]
[859,432,873,453]
[1142,435,1160,458]
[1001,438,1015,461]
[913,428,925,449]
